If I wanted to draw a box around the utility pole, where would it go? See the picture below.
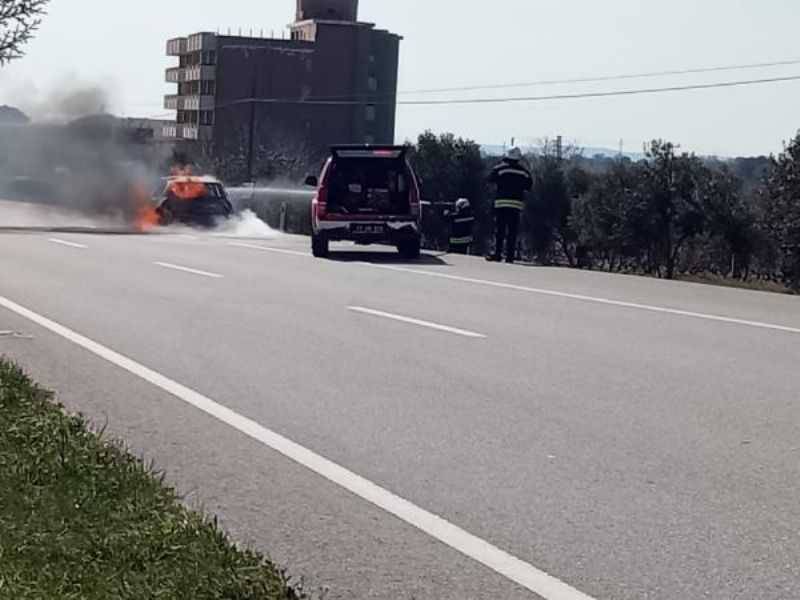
[555,135,563,161]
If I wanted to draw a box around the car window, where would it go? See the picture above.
[205,184,223,198]
[331,158,407,194]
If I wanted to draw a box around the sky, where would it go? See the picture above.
[1,0,798,157]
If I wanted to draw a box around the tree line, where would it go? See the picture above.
[409,131,800,291]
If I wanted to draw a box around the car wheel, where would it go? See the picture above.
[397,236,421,259]
[311,233,329,258]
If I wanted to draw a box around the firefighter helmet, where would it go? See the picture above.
[505,147,523,161]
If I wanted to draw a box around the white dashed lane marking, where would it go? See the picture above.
[48,238,88,249]
[348,306,486,338]
[154,262,223,279]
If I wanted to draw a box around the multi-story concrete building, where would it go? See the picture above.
[163,0,401,166]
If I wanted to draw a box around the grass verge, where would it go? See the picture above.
[0,358,302,600]
[678,272,793,295]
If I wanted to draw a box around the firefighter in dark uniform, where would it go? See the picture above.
[487,147,533,263]
[448,198,475,255]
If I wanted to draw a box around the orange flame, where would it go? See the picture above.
[136,204,160,232]
[168,165,207,201]
[130,183,160,232]
[169,178,208,201]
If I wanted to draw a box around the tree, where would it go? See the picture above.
[757,132,800,289]
[571,159,648,272]
[639,141,707,279]
[571,144,745,279]
[522,140,585,265]
[693,167,757,279]
[0,0,48,66]
[525,154,569,264]
[410,131,488,251]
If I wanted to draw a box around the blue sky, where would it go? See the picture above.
[1,0,798,156]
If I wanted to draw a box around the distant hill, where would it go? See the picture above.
[0,105,30,125]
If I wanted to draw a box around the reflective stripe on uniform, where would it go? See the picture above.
[497,168,531,178]
[494,199,525,210]
[454,217,475,224]
[450,236,474,245]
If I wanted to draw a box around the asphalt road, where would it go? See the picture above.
[1,223,799,599]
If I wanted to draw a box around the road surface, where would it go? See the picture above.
[1,226,799,600]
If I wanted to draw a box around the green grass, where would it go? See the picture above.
[0,358,302,600]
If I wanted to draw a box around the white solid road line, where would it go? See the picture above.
[367,264,800,336]
[0,294,594,600]
[48,238,88,249]
[227,242,310,257]
[154,262,224,279]
[348,306,486,339]
[222,242,800,335]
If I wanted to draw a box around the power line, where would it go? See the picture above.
[399,58,800,95]
[221,57,800,104]
[398,74,800,105]
[215,74,800,108]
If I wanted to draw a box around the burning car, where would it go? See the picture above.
[155,175,234,228]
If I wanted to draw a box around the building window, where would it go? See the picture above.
[202,50,216,65]
[201,80,216,95]
[200,110,215,126]
[365,104,376,122]
[368,76,378,92]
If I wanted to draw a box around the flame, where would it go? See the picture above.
[169,178,208,201]
[130,183,160,232]
[168,165,207,201]
[136,204,160,232]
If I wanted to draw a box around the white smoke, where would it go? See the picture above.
[212,209,282,239]
[0,199,123,229]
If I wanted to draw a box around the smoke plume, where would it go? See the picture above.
[6,78,111,123]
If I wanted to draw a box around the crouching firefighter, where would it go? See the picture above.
[487,147,532,264]
[449,198,475,255]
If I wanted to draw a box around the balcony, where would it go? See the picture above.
[164,94,182,110]
[183,95,215,111]
[161,123,178,139]
[181,125,213,141]
[161,124,212,141]
[166,37,187,56]
[186,32,216,53]
[165,67,185,83]
[185,65,216,82]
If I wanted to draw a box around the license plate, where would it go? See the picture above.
[351,224,384,235]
